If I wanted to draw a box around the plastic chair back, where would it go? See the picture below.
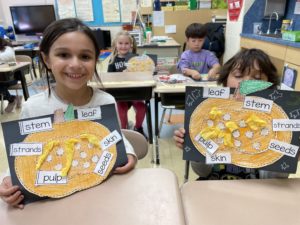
[122,129,148,160]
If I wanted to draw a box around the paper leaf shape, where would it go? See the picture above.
[240,80,273,95]
[64,104,75,121]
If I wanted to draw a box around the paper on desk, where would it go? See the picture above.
[151,36,170,41]
[165,25,176,34]
[295,0,300,14]
[141,0,152,7]
[153,11,164,27]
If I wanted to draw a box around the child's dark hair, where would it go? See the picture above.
[39,18,101,94]
[185,23,207,39]
[0,37,12,51]
[218,48,279,87]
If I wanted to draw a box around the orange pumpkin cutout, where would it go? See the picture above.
[189,98,292,168]
[126,55,155,72]
[15,120,117,198]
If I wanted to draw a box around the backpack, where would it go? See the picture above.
[203,23,225,59]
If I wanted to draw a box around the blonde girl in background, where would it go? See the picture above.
[108,31,147,137]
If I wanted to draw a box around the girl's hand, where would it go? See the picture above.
[173,128,185,149]
[0,176,24,209]
[114,154,137,174]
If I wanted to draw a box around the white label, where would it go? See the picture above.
[77,107,102,120]
[273,119,300,131]
[10,143,43,156]
[100,130,122,150]
[206,153,232,164]
[203,87,230,99]
[194,134,219,155]
[243,96,273,113]
[35,171,67,185]
[94,151,114,176]
[268,139,299,158]
[19,117,52,135]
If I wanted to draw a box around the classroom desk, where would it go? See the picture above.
[89,72,156,144]
[137,38,181,58]
[181,178,300,225]
[153,80,217,164]
[0,62,31,100]
[0,168,185,225]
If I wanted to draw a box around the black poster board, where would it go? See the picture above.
[1,103,127,204]
[183,86,300,174]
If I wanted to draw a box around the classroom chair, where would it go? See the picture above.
[157,65,185,137]
[0,93,5,114]
[122,129,148,160]
[126,54,158,140]
[4,56,34,112]
[15,55,35,80]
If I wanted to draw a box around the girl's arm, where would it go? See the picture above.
[113,133,137,174]
[114,154,137,174]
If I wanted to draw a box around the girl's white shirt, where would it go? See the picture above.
[0,46,16,63]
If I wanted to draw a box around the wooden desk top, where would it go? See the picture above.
[138,38,181,48]
[14,47,39,51]
[0,62,31,72]
[181,178,300,225]
[0,168,185,225]
[89,71,156,89]
[154,80,218,93]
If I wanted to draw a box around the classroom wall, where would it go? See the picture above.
[0,2,4,25]
[223,0,255,63]
[0,0,123,42]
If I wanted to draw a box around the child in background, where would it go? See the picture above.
[174,48,290,180]
[0,37,22,112]
[108,31,146,137]
[0,18,137,209]
[178,23,221,81]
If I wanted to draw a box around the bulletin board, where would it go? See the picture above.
[55,0,138,26]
